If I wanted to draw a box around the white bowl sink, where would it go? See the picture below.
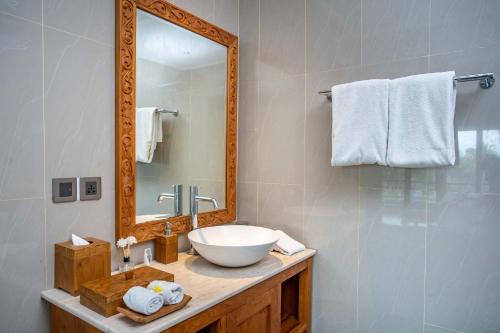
[188,225,279,267]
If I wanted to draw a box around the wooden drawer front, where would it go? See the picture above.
[227,286,280,333]
[50,305,102,333]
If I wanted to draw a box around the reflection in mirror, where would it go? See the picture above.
[135,9,227,223]
[430,129,500,197]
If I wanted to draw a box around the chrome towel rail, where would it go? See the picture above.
[318,72,495,101]
[156,108,179,116]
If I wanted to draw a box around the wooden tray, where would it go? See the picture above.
[117,294,192,324]
[80,266,174,317]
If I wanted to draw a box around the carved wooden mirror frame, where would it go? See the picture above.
[115,0,237,242]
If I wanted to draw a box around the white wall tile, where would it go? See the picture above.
[258,183,303,241]
[426,194,500,333]
[238,0,500,330]
[0,13,44,200]
[214,0,238,34]
[0,0,42,23]
[430,0,500,55]
[259,0,305,80]
[43,0,114,46]
[0,199,47,332]
[0,1,239,332]
[258,76,305,185]
[358,187,426,333]
[43,27,115,287]
[174,0,215,22]
[237,181,258,224]
[238,0,259,82]
[306,0,362,73]
[362,0,430,66]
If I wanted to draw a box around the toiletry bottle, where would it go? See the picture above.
[144,248,152,265]
[155,222,178,264]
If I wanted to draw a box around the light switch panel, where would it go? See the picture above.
[80,177,101,201]
[52,178,77,203]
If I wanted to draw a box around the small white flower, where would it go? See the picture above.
[116,238,127,248]
[126,236,137,245]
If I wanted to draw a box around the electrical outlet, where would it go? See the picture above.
[80,177,101,201]
[85,181,97,195]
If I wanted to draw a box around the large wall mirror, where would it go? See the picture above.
[116,0,238,242]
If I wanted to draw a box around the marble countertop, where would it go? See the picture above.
[42,249,316,333]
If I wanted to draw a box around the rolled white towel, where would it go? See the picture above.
[123,286,163,315]
[273,230,305,256]
[147,280,184,305]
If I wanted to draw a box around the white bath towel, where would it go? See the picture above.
[123,286,163,315]
[147,280,184,305]
[331,79,389,166]
[136,107,163,163]
[273,230,305,256]
[387,71,457,167]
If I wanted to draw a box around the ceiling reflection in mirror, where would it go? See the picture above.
[135,9,227,223]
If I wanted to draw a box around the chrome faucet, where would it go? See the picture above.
[188,185,219,254]
[189,185,219,229]
[157,184,182,217]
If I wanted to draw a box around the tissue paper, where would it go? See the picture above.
[72,234,90,246]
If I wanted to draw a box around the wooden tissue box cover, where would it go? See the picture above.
[80,266,174,317]
[55,237,111,296]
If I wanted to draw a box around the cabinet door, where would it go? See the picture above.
[226,286,280,333]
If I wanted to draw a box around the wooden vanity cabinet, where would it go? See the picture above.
[165,257,312,333]
[50,257,312,333]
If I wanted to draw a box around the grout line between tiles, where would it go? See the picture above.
[423,5,431,331]
[0,9,113,49]
[360,0,363,67]
[0,196,44,202]
[427,0,432,73]
[356,167,361,333]
[0,9,42,26]
[302,0,307,242]
[42,0,48,291]
[256,0,261,226]
[43,25,114,49]
[425,323,465,333]
[422,169,429,333]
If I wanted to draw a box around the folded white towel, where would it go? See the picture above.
[387,71,457,167]
[273,230,305,256]
[331,79,389,166]
[136,107,163,163]
[147,280,184,305]
[123,286,163,315]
